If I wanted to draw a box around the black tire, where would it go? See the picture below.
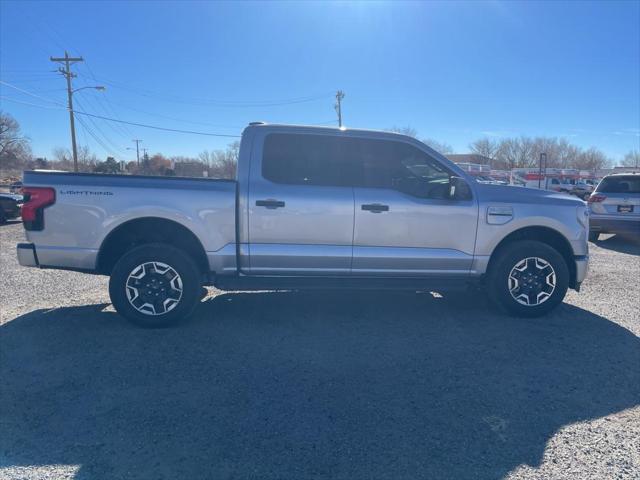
[588,231,600,242]
[109,243,202,328]
[0,209,6,225]
[487,240,569,317]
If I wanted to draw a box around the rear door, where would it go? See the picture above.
[351,138,479,276]
[246,132,358,275]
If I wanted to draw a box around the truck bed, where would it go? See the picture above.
[21,170,238,272]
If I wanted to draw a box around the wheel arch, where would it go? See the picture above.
[97,217,209,275]
[487,226,577,288]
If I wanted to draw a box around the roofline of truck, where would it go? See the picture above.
[245,122,416,140]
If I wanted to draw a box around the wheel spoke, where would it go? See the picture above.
[508,256,556,307]
[125,261,183,316]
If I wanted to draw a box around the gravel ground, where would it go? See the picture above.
[1,221,639,480]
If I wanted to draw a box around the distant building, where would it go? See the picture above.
[446,154,493,165]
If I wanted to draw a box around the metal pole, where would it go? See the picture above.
[335,90,345,127]
[538,152,543,189]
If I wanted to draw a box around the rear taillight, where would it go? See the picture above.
[587,194,606,203]
[22,187,55,231]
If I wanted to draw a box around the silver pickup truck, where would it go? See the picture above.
[17,123,589,327]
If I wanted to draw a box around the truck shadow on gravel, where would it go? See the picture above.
[593,234,640,255]
[1,291,639,479]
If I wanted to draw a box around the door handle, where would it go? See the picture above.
[256,199,285,209]
[361,203,389,213]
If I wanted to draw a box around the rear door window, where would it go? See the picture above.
[262,133,360,187]
[596,176,640,194]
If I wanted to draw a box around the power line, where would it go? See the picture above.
[76,90,133,143]
[0,80,67,106]
[75,113,120,158]
[74,111,241,137]
[97,98,243,129]
[73,72,333,107]
[74,97,127,154]
[0,82,241,138]
[81,59,136,138]
[0,96,65,110]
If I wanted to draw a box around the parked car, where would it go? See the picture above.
[588,173,640,241]
[9,181,23,194]
[570,181,594,199]
[476,175,509,186]
[0,193,23,224]
[17,123,589,327]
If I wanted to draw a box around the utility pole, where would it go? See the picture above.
[334,90,345,127]
[132,139,142,165]
[51,51,84,172]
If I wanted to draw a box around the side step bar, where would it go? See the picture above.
[214,275,478,292]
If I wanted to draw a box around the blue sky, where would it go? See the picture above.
[1,0,638,163]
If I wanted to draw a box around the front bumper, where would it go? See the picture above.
[17,243,38,267]
[575,255,589,285]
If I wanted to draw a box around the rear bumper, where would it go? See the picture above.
[17,243,38,267]
[590,215,640,235]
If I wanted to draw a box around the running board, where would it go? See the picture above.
[213,275,478,292]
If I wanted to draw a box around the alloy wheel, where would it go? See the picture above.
[125,261,183,315]
[508,257,556,306]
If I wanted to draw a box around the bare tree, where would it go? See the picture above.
[386,126,453,154]
[387,126,417,138]
[495,137,536,169]
[422,138,454,154]
[574,147,609,170]
[469,138,499,161]
[210,141,239,179]
[621,150,639,168]
[0,111,32,172]
[51,145,97,172]
[198,150,214,168]
[0,111,29,157]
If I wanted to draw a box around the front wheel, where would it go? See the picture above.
[487,240,569,317]
[109,243,202,328]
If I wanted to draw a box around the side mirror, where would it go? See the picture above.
[449,176,472,200]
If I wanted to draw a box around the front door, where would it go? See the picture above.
[352,138,479,276]
[247,132,357,275]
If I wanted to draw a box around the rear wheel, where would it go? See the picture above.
[109,243,202,328]
[487,240,569,317]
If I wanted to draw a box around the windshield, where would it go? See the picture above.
[596,176,640,194]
